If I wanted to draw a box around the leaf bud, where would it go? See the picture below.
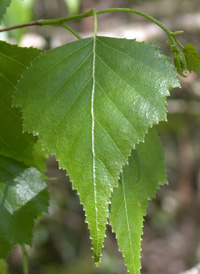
[171,47,187,77]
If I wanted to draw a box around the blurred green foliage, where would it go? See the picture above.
[64,0,80,15]
[2,0,38,42]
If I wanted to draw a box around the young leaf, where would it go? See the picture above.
[110,128,167,274]
[13,36,179,262]
[0,154,49,259]
[0,0,11,21]
[0,41,41,166]
[183,43,200,74]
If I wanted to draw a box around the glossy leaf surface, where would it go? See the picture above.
[14,36,179,262]
[0,155,49,258]
[110,128,167,274]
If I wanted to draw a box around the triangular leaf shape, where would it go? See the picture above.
[0,41,42,166]
[0,154,49,259]
[110,128,167,274]
[13,36,179,262]
[183,43,200,74]
[0,0,11,21]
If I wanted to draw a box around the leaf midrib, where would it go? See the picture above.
[91,33,99,257]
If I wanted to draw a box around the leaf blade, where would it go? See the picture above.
[13,37,179,262]
[0,154,49,259]
[0,0,11,21]
[0,41,42,166]
[183,43,200,74]
[110,128,167,273]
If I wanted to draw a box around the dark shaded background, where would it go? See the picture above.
[2,0,200,273]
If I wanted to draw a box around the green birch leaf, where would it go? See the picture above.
[183,43,200,74]
[13,36,179,262]
[0,41,42,166]
[0,0,11,21]
[0,154,49,259]
[110,128,167,274]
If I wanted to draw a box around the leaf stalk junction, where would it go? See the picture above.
[1,7,189,76]
[0,8,181,48]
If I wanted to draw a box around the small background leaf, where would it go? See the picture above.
[0,155,49,259]
[183,43,200,74]
[110,128,167,274]
[0,0,11,22]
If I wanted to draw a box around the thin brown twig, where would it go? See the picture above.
[0,8,177,47]
[0,20,42,32]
